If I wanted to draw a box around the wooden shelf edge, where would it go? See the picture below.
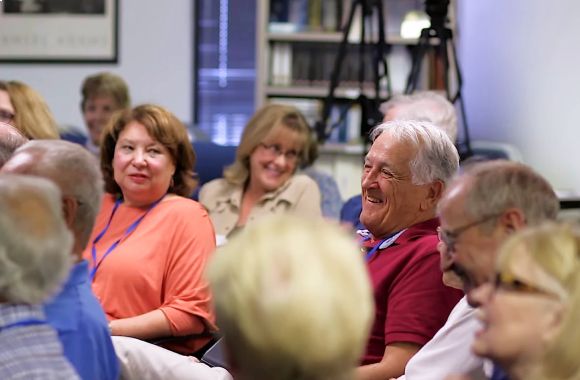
[267,31,418,45]
[265,85,389,99]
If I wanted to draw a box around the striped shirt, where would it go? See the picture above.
[0,304,79,379]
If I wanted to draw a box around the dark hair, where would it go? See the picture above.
[100,104,197,197]
[80,72,131,110]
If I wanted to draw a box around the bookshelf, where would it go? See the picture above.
[256,0,458,131]
[254,0,457,199]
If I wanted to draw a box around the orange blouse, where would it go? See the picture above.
[83,194,217,354]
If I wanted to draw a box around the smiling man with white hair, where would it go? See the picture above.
[357,120,462,380]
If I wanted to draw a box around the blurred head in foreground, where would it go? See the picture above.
[207,215,373,380]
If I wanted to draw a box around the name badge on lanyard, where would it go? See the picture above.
[89,194,165,281]
[0,319,46,332]
[364,229,406,262]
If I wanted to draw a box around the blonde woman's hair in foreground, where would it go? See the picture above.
[207,215,373,380]
[497,223,580,380]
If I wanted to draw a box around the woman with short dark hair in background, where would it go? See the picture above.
[80,72,131,155]
[84,104,217,355]
[0,80,59,139]
[199,103,321,243]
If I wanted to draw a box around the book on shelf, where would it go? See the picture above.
[327,102,361,144]
[288,0,308,30]
[321,0,340,32]
[270,0,290,23]
[269,0,342,33]
[267,0,435,57]
[269,41,380,90]
[308,0,322,31]
[269,42,292,86]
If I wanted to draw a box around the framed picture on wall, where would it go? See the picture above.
[0,0,118,63]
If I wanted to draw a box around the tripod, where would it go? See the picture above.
[404,0,473,157]
[314,0,392,144]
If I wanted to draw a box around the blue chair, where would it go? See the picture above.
[191,141,237,199]
[302,168,343,220]
[340,195,365,231]
[60,130,88,146]
[470,140,524,161]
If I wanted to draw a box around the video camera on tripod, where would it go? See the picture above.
[405,0,472,157]
[425,0,449,29]
[315,0,471,157]
[313,0,390,145]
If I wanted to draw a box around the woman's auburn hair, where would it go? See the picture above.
[100,104,197,197]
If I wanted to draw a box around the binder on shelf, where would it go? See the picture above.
[269,43,280,85]
[270,0,290,23]
[327,103,362,144]
[280,43,292,86]
[288,0,309,31]
[291,44,310,86]
[270,0,343,34]
[346,103,362,144]
[269,42,292,86]
[321,0,340,31]
[308,0,323,31]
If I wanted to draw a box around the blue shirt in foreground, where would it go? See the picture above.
[491,365,510,380]
[0,303,79,379]
[340,194,365,230]
[44,260,120,380]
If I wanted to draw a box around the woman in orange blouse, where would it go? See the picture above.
[84,104,216,354]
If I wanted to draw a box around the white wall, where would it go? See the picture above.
[4,1,580,194]
[0,0,193,132]
[458,1,580,193]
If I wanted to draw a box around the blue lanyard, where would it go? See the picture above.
[90,195,165,281]
[1,319,46,332]
[364,230,406,262]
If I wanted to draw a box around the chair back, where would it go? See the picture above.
[192,141,237,199]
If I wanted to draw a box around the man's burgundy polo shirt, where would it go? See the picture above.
[361,218,463,365]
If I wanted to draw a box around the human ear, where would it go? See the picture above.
[541,302,566,347]
[498,208,526,234]
[420,180,444,211]
[62,196,78,230]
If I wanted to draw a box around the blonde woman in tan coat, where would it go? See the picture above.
[199,104,321,242]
